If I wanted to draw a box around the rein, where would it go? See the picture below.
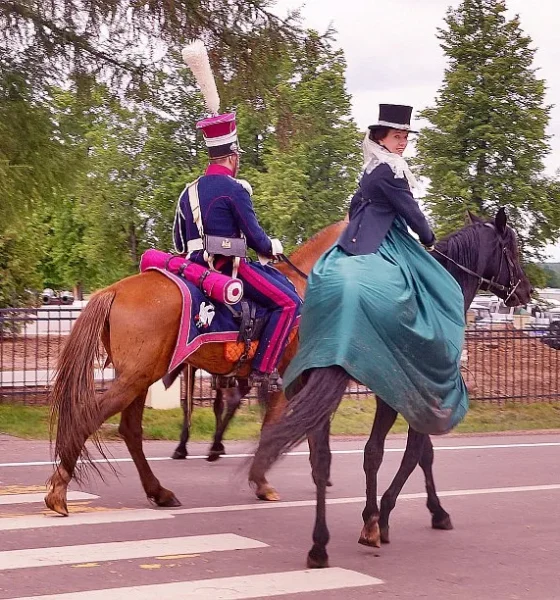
[432,224,520,304]
[278,254,308,280]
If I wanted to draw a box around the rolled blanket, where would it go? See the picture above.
[140,249,243,305]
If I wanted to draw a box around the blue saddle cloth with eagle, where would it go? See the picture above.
[145,261,299,374]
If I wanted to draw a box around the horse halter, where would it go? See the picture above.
[432,223,521,304]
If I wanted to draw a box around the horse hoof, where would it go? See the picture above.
[307,546,329,569]
[154,490,182,508]
[432,514,453,531]
[358,519,381,548]
[171,450,187,460]
[326,479,333,487]
[206,450,223,462]
[44,493,68,517]
[256,486,280,502]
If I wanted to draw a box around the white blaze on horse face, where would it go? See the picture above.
[198,301,215,326]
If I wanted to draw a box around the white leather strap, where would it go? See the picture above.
[187,179,204,238]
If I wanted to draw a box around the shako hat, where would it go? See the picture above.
[182,40,242,158]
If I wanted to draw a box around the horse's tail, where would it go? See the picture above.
[50,289,116,481]
[254,366,349,471]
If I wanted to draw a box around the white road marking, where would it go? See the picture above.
[0,509,174,531]
[9,568,383,599]
[2,484,559,531]
[0,534,267,571]
[0,491,97,505]
[2,441,560,468]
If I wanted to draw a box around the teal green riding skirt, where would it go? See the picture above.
[283,219,469,434]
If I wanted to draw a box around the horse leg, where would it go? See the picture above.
[45,376,148,516]
[359,398,397,548]
[206,389,225,461]
[249,388,286,502]
[172,367,196,459]
[207,378,248,461]
[119,392,181,507]
[307,420,332,569]
[419,435,453,531]
[378,428,426,544]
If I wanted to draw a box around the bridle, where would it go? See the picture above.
[432,223,521,304]
[278,254,308,280]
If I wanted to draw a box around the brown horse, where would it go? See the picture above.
[45,221,345,516]
[249,209,533,568]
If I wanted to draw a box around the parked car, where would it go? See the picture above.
[541,321,560,350]
[42,288,74,306]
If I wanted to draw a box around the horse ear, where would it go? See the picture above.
[466,210,483,225]
[495,207,508,235]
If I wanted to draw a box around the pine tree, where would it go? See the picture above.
[415,0,560,258]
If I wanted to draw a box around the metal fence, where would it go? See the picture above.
[1,306,559,405]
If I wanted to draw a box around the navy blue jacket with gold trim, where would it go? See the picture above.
[338,163,435,256]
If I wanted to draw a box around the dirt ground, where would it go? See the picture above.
[463,326,560,402]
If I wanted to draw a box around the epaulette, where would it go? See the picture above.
[231,177,253,196]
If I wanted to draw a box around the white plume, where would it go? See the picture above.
[182,40,221,115]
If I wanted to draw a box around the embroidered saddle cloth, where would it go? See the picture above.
[140,251,299,377]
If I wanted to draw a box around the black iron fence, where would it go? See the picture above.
[1,306,559,405]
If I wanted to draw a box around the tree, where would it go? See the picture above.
[249,32,361,250]
[0,1,301,95]
[415,0,560,260]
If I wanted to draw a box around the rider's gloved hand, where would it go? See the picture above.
[270,239,283,256]
[422,233,436,252]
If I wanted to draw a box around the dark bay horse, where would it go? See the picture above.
[45,221,344,516]
[249,209,533,568]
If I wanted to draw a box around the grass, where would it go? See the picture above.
[2,398,560,441]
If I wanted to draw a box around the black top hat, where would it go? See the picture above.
[368,104,418,134]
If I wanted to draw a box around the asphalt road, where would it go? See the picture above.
[1,432,559,599]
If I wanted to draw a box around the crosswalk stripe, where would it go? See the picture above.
[1,534,267,571]
[9,567,383,599]
[0,492,98,506]
[0,509,174,531]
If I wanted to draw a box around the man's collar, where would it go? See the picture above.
[205,164,234,176]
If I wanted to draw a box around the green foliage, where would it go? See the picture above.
[249,32,361,251]
[0,226,42,309]
[1,8,359,302]
[0,1,302,95]
[541,265,560,288]
[415,0,560,258]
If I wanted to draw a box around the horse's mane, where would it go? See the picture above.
[436,223,483,271]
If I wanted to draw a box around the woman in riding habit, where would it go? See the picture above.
[283,104,469,433]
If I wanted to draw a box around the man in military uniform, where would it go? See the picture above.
[173,112,301,387]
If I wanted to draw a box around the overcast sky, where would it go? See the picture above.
[274,0,560,260]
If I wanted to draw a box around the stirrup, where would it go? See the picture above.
[268,369,283,393]
[249,369,283,393]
